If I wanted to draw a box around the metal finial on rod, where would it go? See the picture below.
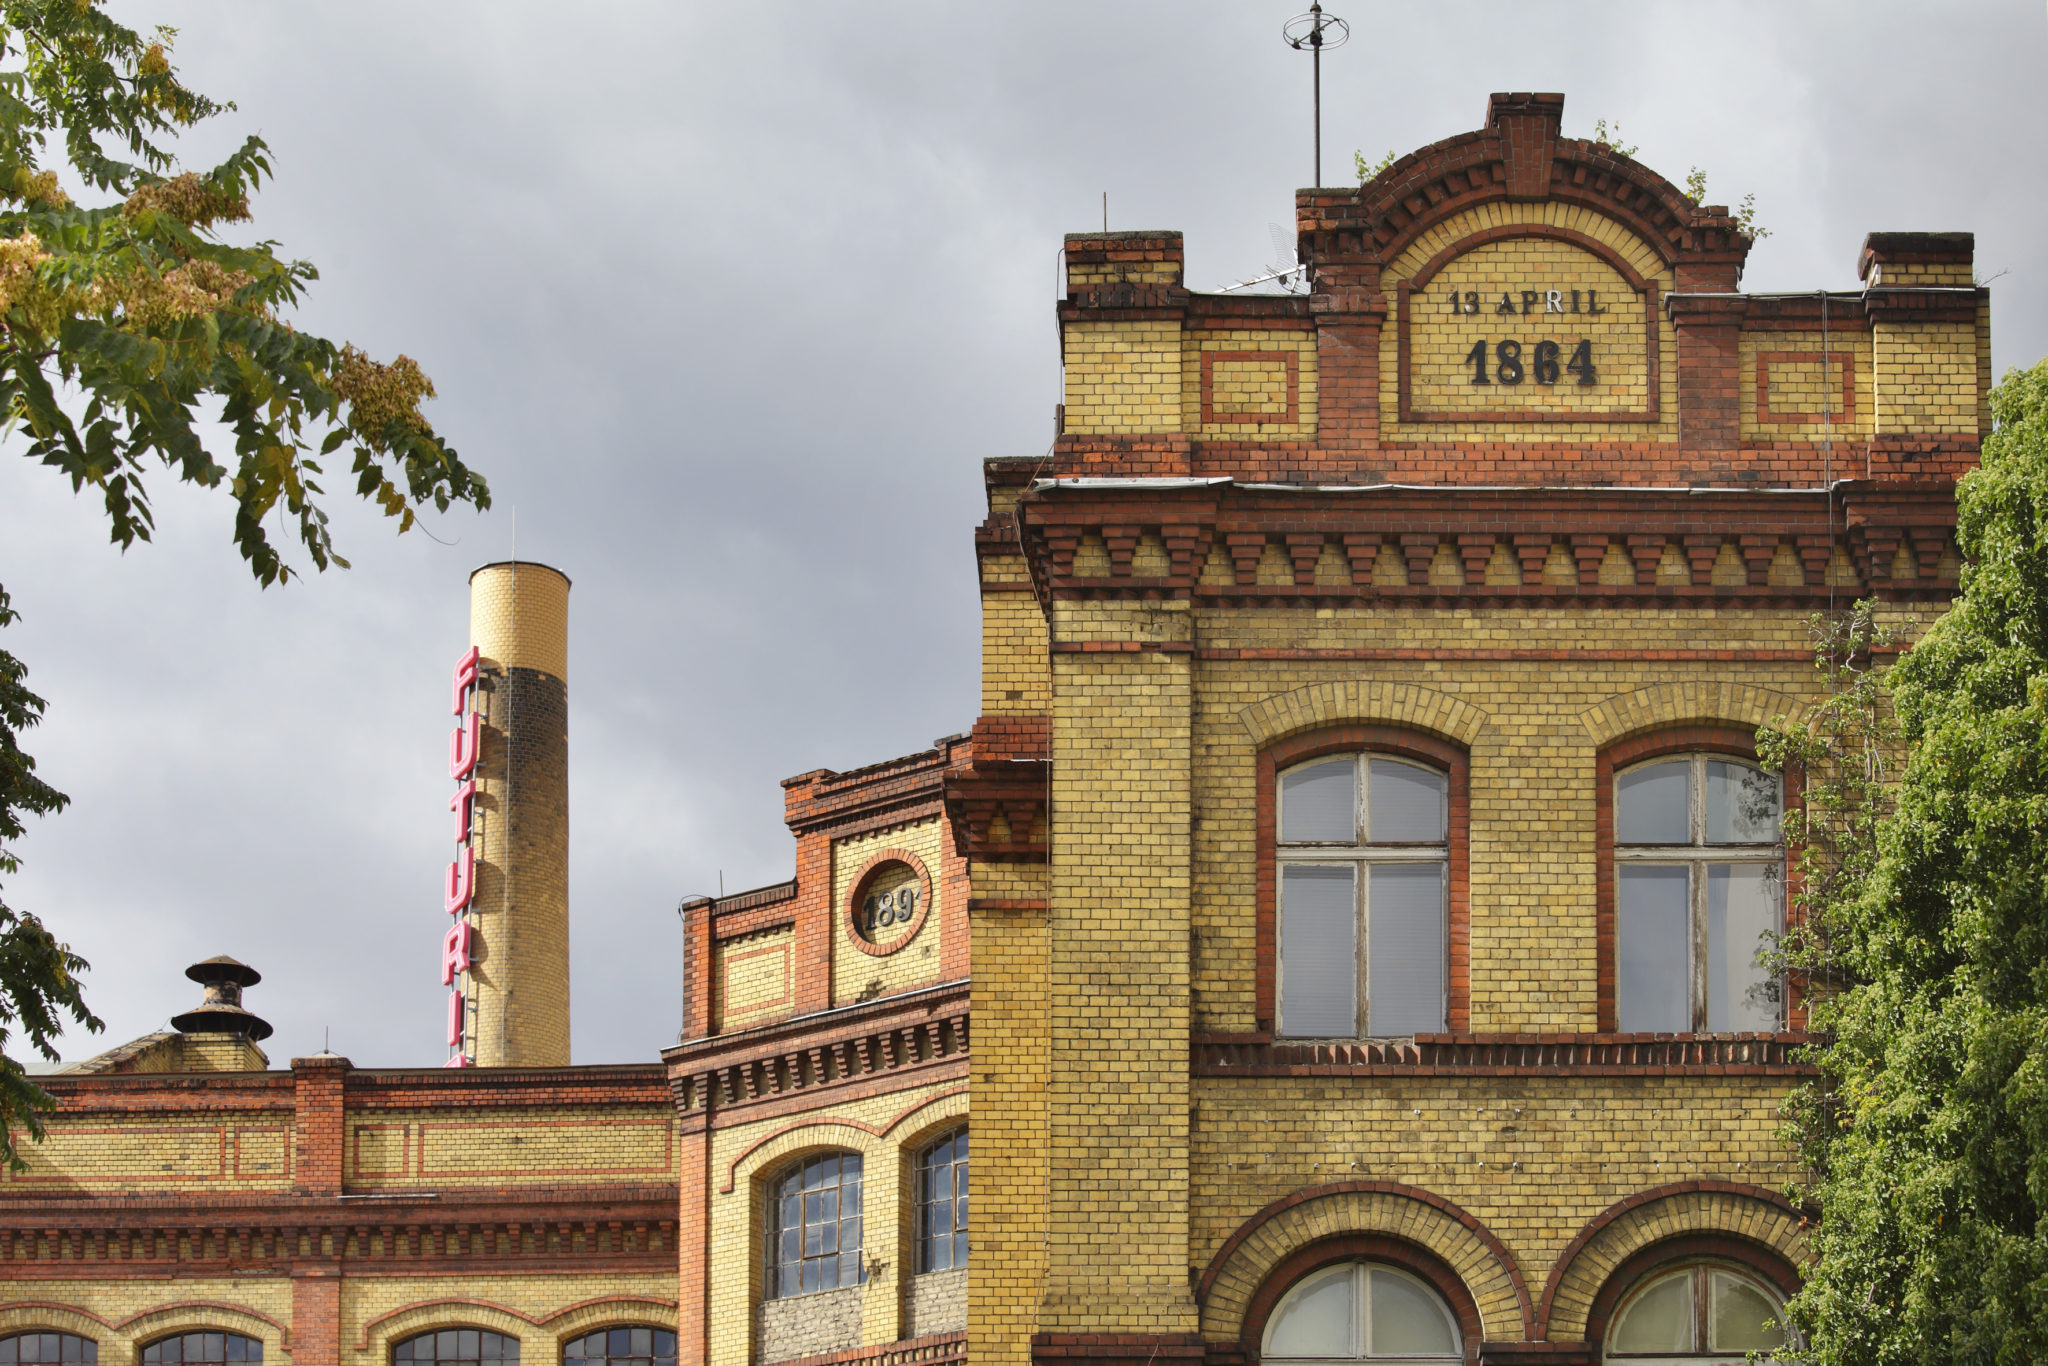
[1283,2,1349,187]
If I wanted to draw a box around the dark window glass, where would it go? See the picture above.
[392,1331,519,1366]
[0,1335,97,1366]
[765,1151,865,1298]
[560,1328,673,1366]
[916,1126,970,1272]
[142,1337,261,1366]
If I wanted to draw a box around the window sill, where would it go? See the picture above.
[1192,1031,1813,1076]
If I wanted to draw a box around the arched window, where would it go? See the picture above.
[1262,1263,1463,1364]
[1613,754,1783,1033]
[916,1126,969,1272]
[561,1329,674,1366]
[141,1336,263,1366]
[392,1331,519,1366]
[0,1335,96,1366]
[1278,754,1449,1037]
[765,1151,865,1297]
[1604,1264,1790,1361]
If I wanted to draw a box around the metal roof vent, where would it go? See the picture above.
[170,955,273,1042]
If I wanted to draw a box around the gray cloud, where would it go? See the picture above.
[3,0,2042,1066]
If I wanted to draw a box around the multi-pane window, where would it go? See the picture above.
[1278,755,1449,1037]
[765,1151,865,1297]
[0,1336,96,1366]
[141,1337,262,1366]
[1262,1263,1463,1365]
[393,1331,519,1366]
[1604,1264,1790,1362]
[561,1329,674,1366]
[916,1127,969,1273]
[1614,755,1783,1033]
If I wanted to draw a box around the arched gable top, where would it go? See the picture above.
[1299,92,1750,290]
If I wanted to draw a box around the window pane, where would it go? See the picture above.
[1264,1265,1355,1358]
[1368,1269,1458,1356]
[1368,760,1445,844]
[1705,760,1782,844]
[1282,761,1357,844]
[1617,761,1689,845]
[1618,865,1692,1032]
[1367,864,1445,1035]
[1610,1272,1695,1353]
[1710,1271,1789,1352]
[1280,864,1357,1036]
[1707,864,1781,1032]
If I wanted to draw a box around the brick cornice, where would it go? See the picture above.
[1015,480,1958,607]
[1191,1032,1814,1077]
[664,980,969,1124]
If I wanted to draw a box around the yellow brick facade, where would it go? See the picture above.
[1,91,1994,1366]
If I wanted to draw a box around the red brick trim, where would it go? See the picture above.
[1195,1178,1531,1340]
[717,1085,967,1192]
[117,1304,291,1336]
[774,1331,965,1366]
[1532,1180,1806,1339]
[1237,1236,1486,1365]
[1191,1032,1811,1076]
[291,1267,340,1366]
[842,849,935,958]
[1255,727,1470,1036]
[1755,351,1855,426]
[1409,225,1655,295]
[1583,1236,1801,1349]
[1396,226,1660,426]
[352,1296,677,1351]
[1200,350,1301,426]
[1210,649,1820,662]
[1594,726,1801,1032]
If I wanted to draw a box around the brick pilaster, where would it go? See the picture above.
[290,1261,342,1366]
[291,1054,349,1197]
[1669,295,1745,463]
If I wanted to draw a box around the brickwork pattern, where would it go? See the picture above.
[1063,322,1184,435]
[1042,606,1197,1336]
[717,927,797,1030]
[1873,319,1980,436]
[467,561,572,1069]
[832,822,946,1005]
[902,1271,965,1339]
[1182,333,1317,440]
[1739,332,1873,440]
[1379,204,1676,443]
[707,1083,967,1366]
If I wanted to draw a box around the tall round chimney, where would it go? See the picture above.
[461,561,571,1067]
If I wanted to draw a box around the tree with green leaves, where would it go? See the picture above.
[0,0,488,1168]
[1762,355,2048,1366]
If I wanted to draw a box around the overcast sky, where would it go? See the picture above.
[2,1,2044,1069]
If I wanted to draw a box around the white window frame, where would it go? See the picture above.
[1613,753,1784,1034]
[1276,753,1449,1039]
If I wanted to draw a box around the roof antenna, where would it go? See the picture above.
[1283,2,1349,188]
[1102,192,1107,233]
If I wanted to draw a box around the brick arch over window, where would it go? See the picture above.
[1536,1181,1810,1343]
[1578,682,1809,751]
[355,1297,677,1357]
[1256,725,1471,1033]
[1238,681,1490,751]
[1594,725,1805,1032]
[1195,1181,1531,1347]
